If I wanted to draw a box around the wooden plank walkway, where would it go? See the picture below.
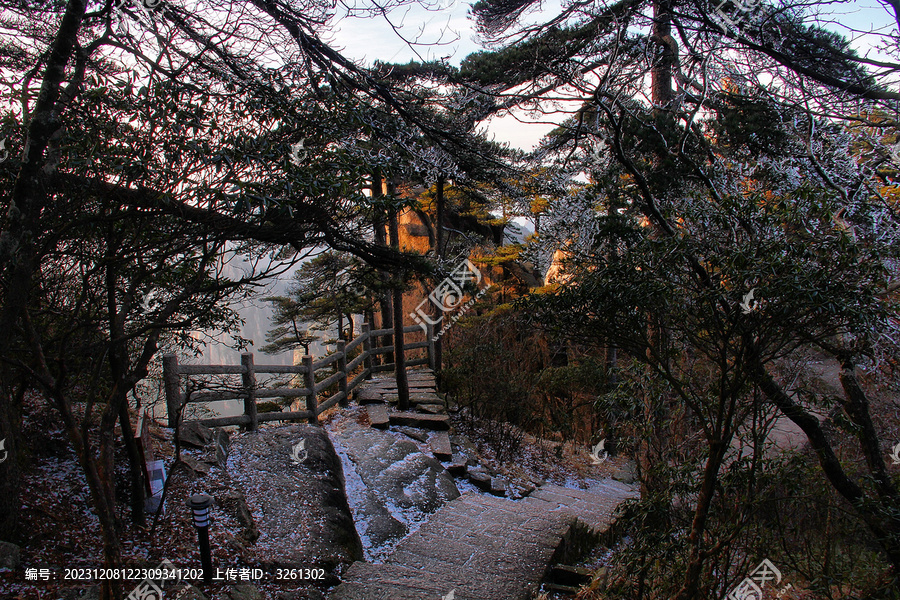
[330,370,638,600]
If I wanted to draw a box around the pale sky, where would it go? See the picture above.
[328,0,899,151]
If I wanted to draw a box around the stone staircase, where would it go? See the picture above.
[356,369,453,464]
[328,482,637,600]
[328,369,639,600]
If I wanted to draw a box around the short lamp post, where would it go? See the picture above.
[188,494,214,584]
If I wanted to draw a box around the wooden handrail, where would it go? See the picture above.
[163,322,431,428]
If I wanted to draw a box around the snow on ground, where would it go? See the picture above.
[331,436,377,561]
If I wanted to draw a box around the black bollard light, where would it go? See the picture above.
[188,494,214,584]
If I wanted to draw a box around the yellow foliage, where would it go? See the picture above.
[879,184,900,208]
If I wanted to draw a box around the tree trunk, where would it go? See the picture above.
[371,170,393,364]
[673,439,729,600]
[650,0,675,108]
[0,389,21,541]
[0,0,88,543]
[387,180,410,411]
[49,385,124,600]
[747,350,900,573]
[118,401,146,526]
[434,175,445,386]
[640,0,677,496]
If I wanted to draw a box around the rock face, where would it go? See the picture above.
[213,427,230,467]
[330,419,460,560]
[216,489,260,544]
[228,424,362,574]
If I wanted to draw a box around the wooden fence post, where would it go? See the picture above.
[162,354,181,428]
[426,323,436,372]
[362,323,373,379]
[303,355,319,425]
[241,353,258,432]
[337,340,349,407]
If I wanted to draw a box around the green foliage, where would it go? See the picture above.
[262,251,378,355]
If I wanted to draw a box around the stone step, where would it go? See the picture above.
[412,393,443,403]
[468,469,491,491]
[366,404,389,429]
[357,389,385,404]
[396,426,428,442]
[328,564,461,600]
[543,582,581,595]
[429,431,452,461]
[520,483,638,534]
[330,562,511,600]
[490,476,508,497]
[447,456,468,476]
[549,564,594,587]
[382,393,442,402]
[380,391,438,401]
[369,377,434,385]
[388,412,450,431]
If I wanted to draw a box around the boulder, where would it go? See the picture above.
[181,455,210,477]
[517,482,536,497]
[228,424,362,571]
[0,541,21,570]
[214,428,230,468]
[178,421,213,448]
[227,584,263,600]
[612,460,638,484]
[377,453,460,513]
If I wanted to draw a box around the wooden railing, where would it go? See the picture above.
[162,322,435,429]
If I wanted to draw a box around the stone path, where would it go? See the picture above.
[329,482,637,600]
[328,370,639,600]
[356,369,453,462]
